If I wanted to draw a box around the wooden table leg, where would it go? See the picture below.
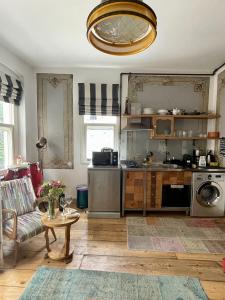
[44,227,51,258]
[63,224,73,263]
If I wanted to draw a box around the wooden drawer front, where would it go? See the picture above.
[146,172,163,209]
[183,172,192,184]
[125,172,144,209]
[163,171,192,185]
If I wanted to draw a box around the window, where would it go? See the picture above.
[83,115,118,161]
[0,102,14,169]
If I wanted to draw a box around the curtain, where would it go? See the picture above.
[0,72,23,105]
[78,83,120,116]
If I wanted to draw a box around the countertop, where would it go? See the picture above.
[88,164,225,173]
[120,164,225,173]
[88,164,121,171]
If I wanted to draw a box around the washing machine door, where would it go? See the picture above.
[196,181,222,207]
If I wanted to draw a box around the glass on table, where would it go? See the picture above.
[60,197,67,218]
[66,196,73,214]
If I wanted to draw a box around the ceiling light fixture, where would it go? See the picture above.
[87,0,157,56]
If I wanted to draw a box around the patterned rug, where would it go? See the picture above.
[20,267,207,300]
[127,217,225,253]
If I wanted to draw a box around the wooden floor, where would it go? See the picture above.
[1,212,225,300]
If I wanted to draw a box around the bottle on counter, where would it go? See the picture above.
[193,149,200,167]
[124,97,131,115]
[207,150,211,166]
[59,193,65,212]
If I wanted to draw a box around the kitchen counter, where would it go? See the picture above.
[88,164,121,171]
[121,164,225,173]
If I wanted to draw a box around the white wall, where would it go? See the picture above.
[212,65,225,165]
[0,44,37,162]
[1,41,225,196]
[34,67,123,197]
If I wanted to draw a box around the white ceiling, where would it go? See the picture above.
[0,0,225,73]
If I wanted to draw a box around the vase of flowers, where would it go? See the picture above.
[40,180,66,219]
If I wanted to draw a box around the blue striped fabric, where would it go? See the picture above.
[4,210,44,242]
[1,177,44,242]
[1,177,36,216]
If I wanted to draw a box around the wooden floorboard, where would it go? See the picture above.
[80,254,225,282]
[0,212,225,300]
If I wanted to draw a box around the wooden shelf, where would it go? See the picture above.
[122,114,220,119]
[151,136,219,140]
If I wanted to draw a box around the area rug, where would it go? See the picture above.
[127,217,225,253]
[19,267,207,300]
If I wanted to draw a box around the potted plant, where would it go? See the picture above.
[40,180,65,219]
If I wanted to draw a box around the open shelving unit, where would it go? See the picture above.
[121,113,220,140]
[122,114,220,119]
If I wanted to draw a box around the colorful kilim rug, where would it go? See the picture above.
[127,217,225,253]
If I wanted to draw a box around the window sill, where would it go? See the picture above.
[81,160,91,165]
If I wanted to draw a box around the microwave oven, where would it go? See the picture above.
[92,151,118,166]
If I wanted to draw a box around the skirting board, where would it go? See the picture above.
[87,211,121,219]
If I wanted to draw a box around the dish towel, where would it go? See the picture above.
[220,138,225,157]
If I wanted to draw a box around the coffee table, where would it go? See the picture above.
[41,211,80,263]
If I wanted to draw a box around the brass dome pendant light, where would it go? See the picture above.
[87,0,157,56]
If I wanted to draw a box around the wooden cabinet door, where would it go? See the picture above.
[124,172,145,209]
[146,172,163,209]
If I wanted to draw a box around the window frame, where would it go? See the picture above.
[0,123,14,170]
[0,103,16,170]
[81,116,119,164]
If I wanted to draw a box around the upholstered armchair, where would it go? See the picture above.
[0,177,56,265]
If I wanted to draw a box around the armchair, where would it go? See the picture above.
[0,177,56,265]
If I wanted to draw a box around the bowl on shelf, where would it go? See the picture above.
[143,108,155,114]
[157,109,168,115]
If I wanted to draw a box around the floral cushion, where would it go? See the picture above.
[1,177,36,216]
[3,210,44,242]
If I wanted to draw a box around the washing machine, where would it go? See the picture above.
[191,172,225,217]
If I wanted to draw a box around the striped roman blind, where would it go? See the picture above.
[0,72,23,105]
[78,83,120,116]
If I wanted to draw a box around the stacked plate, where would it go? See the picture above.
[143,107,155,114]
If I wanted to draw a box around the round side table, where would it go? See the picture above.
[41,211,80,263]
